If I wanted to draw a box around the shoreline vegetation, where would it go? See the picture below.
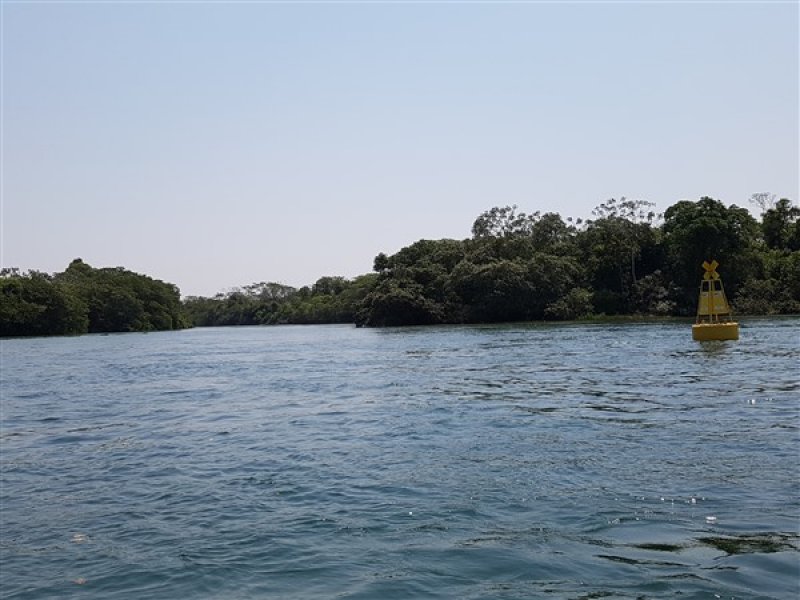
[3,196,799,337]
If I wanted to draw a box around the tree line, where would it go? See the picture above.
[356,196,798,326]
[0,259,189,336]
[3,196,798,336]
[184,195,799,328]
[181,276,378,327]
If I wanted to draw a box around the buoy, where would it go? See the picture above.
[692,260,739,341]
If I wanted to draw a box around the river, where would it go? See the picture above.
[1,319,798,598]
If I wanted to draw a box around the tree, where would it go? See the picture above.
[88,285,146,332]
[528,212,576,254]
[631,270,677,315]
[312,276,348,297]
[0,272,88,336]
[544,288,593,320]
[762,198,800,250]
[471,205,541,238]
[54,259,189,333]
[357,279,445,326]
[749,192,777,215]
[662,197,761,312]
[525,254,586,319]
[450,259,531,322]
[576,198,661,313]
[356,239,468,326]
[373,252,390,273]
[241,281,296,301]
[585,197,660,284]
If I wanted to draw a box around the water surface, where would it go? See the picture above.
[1,320,798,598]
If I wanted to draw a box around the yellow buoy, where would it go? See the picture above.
[692,260,739,341]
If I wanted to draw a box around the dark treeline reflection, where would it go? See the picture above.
[3,196,799,336]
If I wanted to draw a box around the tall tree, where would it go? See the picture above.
[471,205,541,238]
[577,198,660,313]
[662,197,761,311]
[762,198,800,251]
[0,271,88,336]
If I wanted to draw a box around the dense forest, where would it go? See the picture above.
[0,259,189,337]
[3,196,799,337]
[184,196,800,327]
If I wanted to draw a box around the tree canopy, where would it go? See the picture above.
[353,196,797,325]
[3,196,798,337]
[1,259,189,337]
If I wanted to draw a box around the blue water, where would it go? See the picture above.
[1,320,798,599]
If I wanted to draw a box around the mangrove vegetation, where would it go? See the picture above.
[3,196,799,336]
[0,259,189,337]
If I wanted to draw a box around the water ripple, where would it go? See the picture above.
[1,319,798,599]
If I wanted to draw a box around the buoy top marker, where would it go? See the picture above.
[702,260,720,280]
[692,260,739,341]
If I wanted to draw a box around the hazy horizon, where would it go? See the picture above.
[3,2,798,297]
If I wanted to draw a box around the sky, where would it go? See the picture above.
[2,1,798,297]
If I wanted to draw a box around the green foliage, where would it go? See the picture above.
[354,196,796,326]
[471,205,541,238]
[183,274,379,327]
[1,260,187,337]
[451,259,532,322]
[733,250,800,315]
[5,195,797,335]
[544,288,593,320]
[356,239,467,326]
[631,270,678,315]
[762,198,800,250]
[526,254,585,318]
[0,272,88,336]
[579,198,662,313]
[662,197,761,312]
[357,279,445,326]
[56,259,188,333]
[529,212,577,255]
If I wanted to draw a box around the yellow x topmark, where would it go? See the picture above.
[702,260,720,280]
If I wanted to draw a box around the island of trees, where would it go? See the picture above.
[0,259,188,337]
[2,196,798,337]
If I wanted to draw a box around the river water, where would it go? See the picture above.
[1,320,798,599]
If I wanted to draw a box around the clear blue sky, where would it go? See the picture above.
[3,1,798,297]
